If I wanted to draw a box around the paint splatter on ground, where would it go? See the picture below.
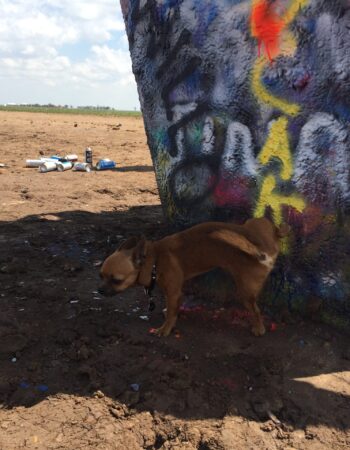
[0,111,349,449]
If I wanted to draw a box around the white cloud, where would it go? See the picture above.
[0,0,139,109]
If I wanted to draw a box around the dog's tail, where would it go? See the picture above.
[209,229,266,261]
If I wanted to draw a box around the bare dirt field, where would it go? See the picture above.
[0,111,349,450]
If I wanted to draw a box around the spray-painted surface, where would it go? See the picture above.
[121,0,350,326]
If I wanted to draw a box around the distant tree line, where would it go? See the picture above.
[3,103,116,110]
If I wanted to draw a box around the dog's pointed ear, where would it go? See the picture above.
[132,236,147,268]
[277,223,291,238]
[117,236,139,251]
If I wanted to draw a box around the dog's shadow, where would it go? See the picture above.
[0,205,349,432]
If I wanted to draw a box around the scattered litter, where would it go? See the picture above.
[23,148,119,173]
[130,383,140,392]
[26,159,46,168]
[96,159,116,170]
[11,357,17,363]
[93,261,103,267]
[37,384,49,393]
[20,381,30,389]
[19,308,25,312]
[73,162,91,172]
[184,354,189,360]
[149,328,157,334]
[132,307,140,312]
[174,330,181,339]
[139,315,149,321]
[93,297,101,301]
[65,154,78,162]
[39,161,57,173]
[267,410,281,425]
[248,386,253,391]
[0,163,7,168]
[85,147,93,165]
[57,161,73,172]
[270,322,277,332]
[70,300,79,304]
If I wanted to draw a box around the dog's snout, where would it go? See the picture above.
[98,284,116,297]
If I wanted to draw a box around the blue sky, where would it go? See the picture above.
[0,0,140,110]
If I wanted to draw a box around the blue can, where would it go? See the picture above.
[96,159,116,170]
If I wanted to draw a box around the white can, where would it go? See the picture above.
[26,159,44,168]
[39,161,57,173]
[65,154,78,162]
[42,157,61,162]
[73,162,91,172]
[57,161,73,172]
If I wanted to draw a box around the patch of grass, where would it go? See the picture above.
[0,105,142,117]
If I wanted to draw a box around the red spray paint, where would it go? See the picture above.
[251,0,285,61]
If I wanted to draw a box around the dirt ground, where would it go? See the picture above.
[0,111,349,450]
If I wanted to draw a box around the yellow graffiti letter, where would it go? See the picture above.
[252,58,300,116]
[258,117,293,180]
[255,175,306,225]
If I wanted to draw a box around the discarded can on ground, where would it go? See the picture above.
[65,154,78,162]
[39,161,57,173]
[96,159,116,170]
[41,158,60,163]
[57,161,73,172]
[73,162,91,172]
[26,159,45,168]
[85,147,93,165]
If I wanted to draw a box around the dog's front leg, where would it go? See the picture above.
[155,294,181,337]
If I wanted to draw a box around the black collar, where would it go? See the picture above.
[144,264,157,311]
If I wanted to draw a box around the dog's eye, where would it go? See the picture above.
[112,278,123,285]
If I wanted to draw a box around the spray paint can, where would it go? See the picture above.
[57,161,73,172]
[85,148,93,165]
[73,162,91,172]
[39,162,57,173]
[96,159,116,170]
[65,154,78,162]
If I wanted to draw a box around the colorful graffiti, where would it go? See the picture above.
[121,0,350,325]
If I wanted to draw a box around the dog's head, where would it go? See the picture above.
[245,217,291,254]
[98,236,146,297]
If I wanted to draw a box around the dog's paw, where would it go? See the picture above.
[251,323,266,336]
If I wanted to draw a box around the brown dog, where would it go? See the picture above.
[98,217,289,337]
